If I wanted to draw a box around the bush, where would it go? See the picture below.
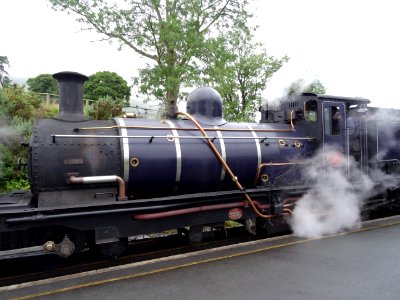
[85,96,124,120]
[2,85,41,121]
[0,88,34,192]
[4,177,30,192]
[35,103,59,118]
[0,124,30,193]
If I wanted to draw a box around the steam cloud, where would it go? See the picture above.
[289,107,400,238]
[0,127,18,145]
[289,147,374,238]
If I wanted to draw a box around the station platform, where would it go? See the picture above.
[2,215,400,300]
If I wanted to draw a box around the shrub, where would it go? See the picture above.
[0,126,30,192]
[35,103,59,118]
[0,88,33,192]
[85,96,124,120]
[2,85,41,121]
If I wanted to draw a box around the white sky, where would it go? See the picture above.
[2,0,400,108]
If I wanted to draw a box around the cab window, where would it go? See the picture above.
[324,106,341,135]
[304,100,317,122]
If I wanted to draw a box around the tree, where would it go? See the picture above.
[27,74,58,94]
[49,0,252,117]
[202,22,288,122]
[286,79,326,95]
[306,79,326,94]
[84,71,131,103]
[0,56,10,88]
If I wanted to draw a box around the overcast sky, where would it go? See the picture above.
[2,0,400,108]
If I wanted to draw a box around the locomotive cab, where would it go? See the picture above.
[260,93,371,173]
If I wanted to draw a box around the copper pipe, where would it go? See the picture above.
[133,202,246,220]
[290,110,294,130]
[253,162,304,185]
[283,208,294,215]
[68,175,127,201]
[177,111,274,219]
[133,200,271,220]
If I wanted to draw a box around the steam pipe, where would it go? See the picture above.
[133,202,247,220]
[68,175,127,201]
[5,198,266,224]
[132,200,271,220]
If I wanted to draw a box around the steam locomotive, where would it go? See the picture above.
[1,71,399,258]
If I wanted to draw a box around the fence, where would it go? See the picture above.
[34,92,97,106]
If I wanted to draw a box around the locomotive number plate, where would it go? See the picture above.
[228,208,243,220]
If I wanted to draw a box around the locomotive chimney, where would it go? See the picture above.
[53,71,89,121]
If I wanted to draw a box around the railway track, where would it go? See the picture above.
[0,226,273,288]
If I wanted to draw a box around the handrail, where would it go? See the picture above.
[51,134,314,143]
[74,115,296,133]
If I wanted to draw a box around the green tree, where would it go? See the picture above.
[49,0,252,117]
[0,56,10,88]
[26,73,58,94]
[202,23,288,122]
[306,79,326,94]
[84,71,131,103]
[286,79,326,95]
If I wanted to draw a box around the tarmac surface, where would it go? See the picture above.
[2,215,400,300]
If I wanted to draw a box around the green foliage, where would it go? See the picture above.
[1,77,12,88]
[0,86,52,192]
[27,73,59,94]
[1,85,42,120]
[0,140,30,193]
[306,80,326,94]
[0,56,10,88]
[49,0,251,117]
[202,21,288,122]
[85,96,124,120]
[84,71,131,103]
[36,103,59,118]
[286,79,327,95]
[0,115,31,193]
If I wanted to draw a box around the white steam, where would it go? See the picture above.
[0,127,18,145]
[290,148,374,238]
[369,108,400,160]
